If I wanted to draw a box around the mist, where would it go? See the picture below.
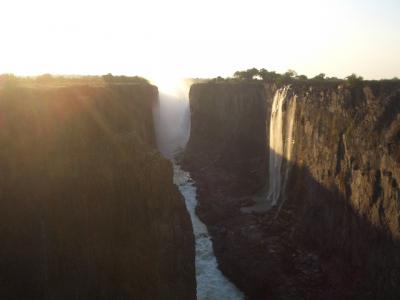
[153,79,191,158]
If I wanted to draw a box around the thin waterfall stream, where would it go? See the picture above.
[267,86,289,207]
[242,86,296,213]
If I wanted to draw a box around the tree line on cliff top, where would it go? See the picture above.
[0,73,149,88]
[208,68,399,87]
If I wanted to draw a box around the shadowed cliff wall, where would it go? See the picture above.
[0,84,195,300]
[184,82,270,195]
[183,81,400,299]
[285,83,400,298]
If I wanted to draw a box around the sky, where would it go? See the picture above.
[0,0,399,85]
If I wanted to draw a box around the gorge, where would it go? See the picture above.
[0,75,399,300]
[1,0,399,299]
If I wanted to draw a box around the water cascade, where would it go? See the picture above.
[267,86,297,207]
[153,80,244,300]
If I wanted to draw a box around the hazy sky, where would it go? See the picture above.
[1,0,399,83]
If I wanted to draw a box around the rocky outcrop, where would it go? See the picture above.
[0,84,195,299]
[183,81,400,299]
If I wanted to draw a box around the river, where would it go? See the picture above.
[173,162,244,300]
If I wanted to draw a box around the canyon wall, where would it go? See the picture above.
[184,82,269,195]
[286,82,400,298]
[183,81,400,299]
[0,84,195,299]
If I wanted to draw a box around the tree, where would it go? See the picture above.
[102,73,114,83]
[283,69,297,78]
[101,74,148,84]
[233,68,259,80]
[346,73,363,86]
[296,74,308,80]
[313,73,326,80]
[258,69,280,82]
[258,68,276,81]
[258,68,268,80]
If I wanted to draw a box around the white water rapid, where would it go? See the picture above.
[173,165,245,300]
[153,80,245,300]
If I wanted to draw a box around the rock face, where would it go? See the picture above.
[0,84,195,300]
[184,82,269,195]
[183,81,400,299]
[286,82,400,298]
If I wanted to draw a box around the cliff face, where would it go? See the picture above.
[285,83,400,298]
[184,83,269,195]
[183,81,400,299]
[0,84,195,299]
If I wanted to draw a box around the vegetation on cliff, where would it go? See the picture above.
[0,73,150,89]
[205,68,399,90]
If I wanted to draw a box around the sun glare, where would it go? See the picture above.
[150,75,190,98]
[0,0,399,79]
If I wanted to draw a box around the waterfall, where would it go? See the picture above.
[285,94,297,163]
[266,87,287,206]
[267,86,296,207]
